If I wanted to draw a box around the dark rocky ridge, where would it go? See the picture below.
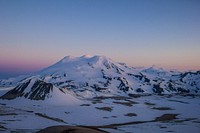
[1,79,53,100]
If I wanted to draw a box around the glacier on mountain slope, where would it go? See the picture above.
[38,55,200,94]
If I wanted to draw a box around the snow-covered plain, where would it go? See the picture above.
[0,94,200,133]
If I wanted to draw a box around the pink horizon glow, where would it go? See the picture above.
[0,56,199,74]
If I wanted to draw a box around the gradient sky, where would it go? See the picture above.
[0,0,200,79]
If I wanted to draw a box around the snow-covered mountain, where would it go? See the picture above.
[0,55,200,100]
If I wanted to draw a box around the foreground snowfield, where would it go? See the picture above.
[0,94,199,133]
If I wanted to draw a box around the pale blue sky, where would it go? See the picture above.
[0,0,200,78]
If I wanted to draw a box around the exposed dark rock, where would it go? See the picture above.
[136,88,144,93]
[168,83,176,91]
[1,80,31,100]
[95,107,113,112]
[113,101,133,107]
[177,87,190,93]
[180,71,200,79]
[36,125,107,133]
[155,114,179,121]
[28,80,53,100]
[1,79,54,100]
[153,84,164,94]
[124,113,137,117]
[117,77,130,92]
[35,113,66,123]
[152,107,174,110]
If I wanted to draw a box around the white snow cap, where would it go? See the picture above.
[80,54,93,58]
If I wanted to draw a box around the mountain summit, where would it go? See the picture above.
[0,55,200,101]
